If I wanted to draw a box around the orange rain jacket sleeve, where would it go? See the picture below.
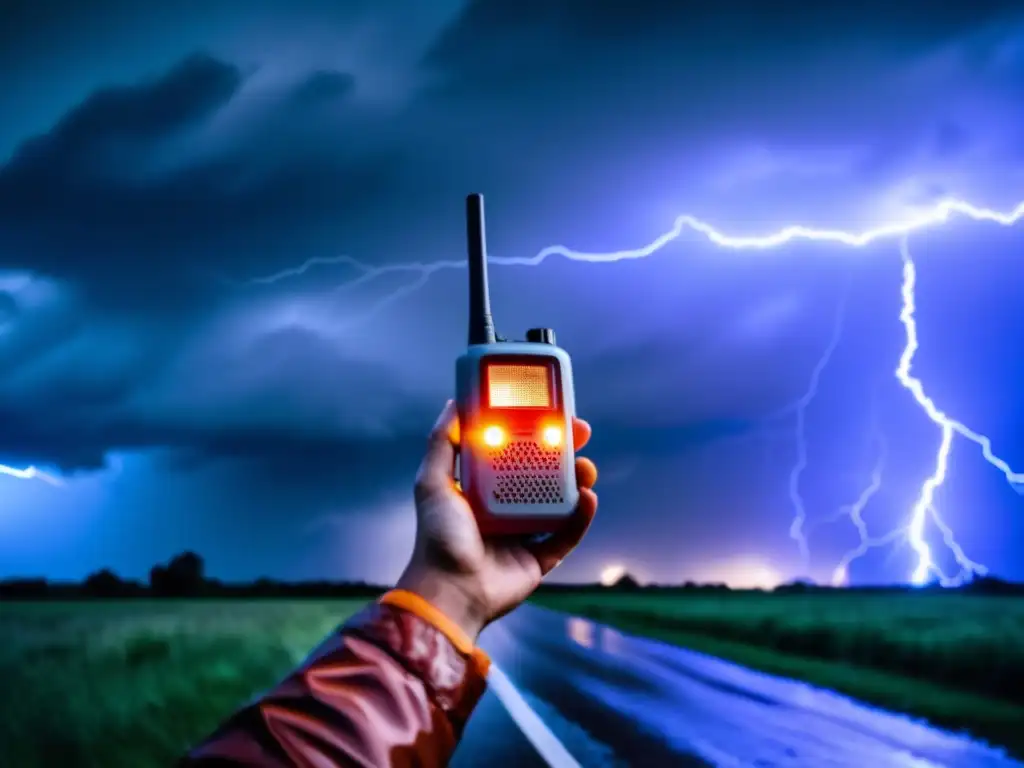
[180,590,491,768]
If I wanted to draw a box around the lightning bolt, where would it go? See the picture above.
[786,287,849,571]
[241,196,1024,585]
[243,198,1024,287]
[790,230,1011,586]
[896,236,991,587]
[829,391,894,587]
[0,463,63,486]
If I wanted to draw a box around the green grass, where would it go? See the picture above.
[532,591,1024,759]
[4,594,1023,765]
[0,599,366,768]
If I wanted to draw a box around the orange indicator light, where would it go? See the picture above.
[542,425,562,447]
[482,425,506,448]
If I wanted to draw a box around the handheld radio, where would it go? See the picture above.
[455,193,579,537]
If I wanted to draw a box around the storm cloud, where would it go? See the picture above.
[3,0,1024,583]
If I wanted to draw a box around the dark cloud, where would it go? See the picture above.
[426,0,1024,83]
[0,55,243,303]
[0,310,438,472]
[289,70,357,108]
[0,53,398,310]
[4,1,1024,583]
[0,3,1008,475]
[0,291,18,324]
[8,54,240,175]
[439,0,1023,47]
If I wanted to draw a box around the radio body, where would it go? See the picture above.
[456,341,578,536]
[454,193,579,537]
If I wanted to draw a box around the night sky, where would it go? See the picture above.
[3,0,1024,587]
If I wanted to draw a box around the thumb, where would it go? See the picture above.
[414,400,458,502]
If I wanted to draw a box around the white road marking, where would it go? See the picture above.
[488,661,583,768]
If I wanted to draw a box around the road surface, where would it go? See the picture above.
[451,605,1022,768]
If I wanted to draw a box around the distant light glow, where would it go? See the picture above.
[702,559,784,590]
[600,564,627,586]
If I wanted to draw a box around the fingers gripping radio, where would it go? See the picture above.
[455,194,579,536]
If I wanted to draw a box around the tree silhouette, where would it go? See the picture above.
[611,573,640,590]
[150,551,205,596]
[83,568,125,597]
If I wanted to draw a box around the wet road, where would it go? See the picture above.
[452,605,1023,768]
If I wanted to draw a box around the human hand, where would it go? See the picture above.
[396,400,598,642]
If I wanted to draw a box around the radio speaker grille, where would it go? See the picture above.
[488,440,564,505]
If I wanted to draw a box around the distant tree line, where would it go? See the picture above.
[536,573,1024,596]
[1,556,1021,599]
[0,552,387,600]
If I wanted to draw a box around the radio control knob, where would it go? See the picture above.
[526,328,556,345]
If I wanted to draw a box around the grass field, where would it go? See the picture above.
[0,599,367,768]
[532,590,1024,759]
[2,594,1023,765]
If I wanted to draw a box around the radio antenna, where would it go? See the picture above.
[466,193,497,345]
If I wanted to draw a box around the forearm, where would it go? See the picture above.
[182,594,490,767]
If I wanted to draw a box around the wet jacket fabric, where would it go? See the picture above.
[181,590,491,767]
